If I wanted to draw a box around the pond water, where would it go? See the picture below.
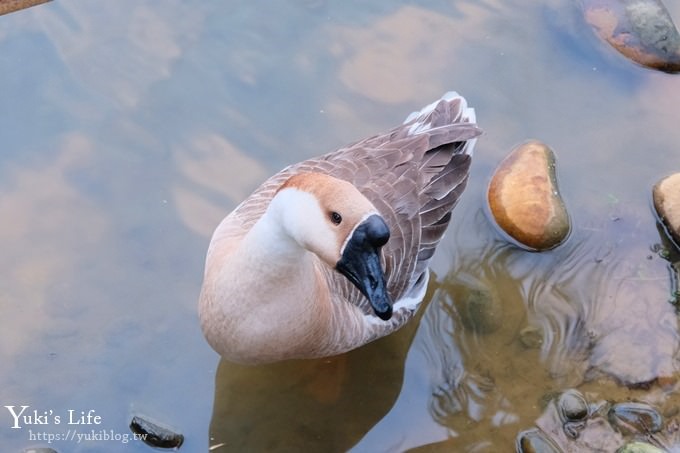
[1,0,680,451]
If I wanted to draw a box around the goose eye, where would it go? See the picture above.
[330,211,342,225]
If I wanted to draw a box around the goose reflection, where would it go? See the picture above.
[206,288,430,452]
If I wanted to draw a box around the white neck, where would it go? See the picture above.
[199,207,332,363]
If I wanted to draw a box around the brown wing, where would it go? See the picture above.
[215,95,480,323]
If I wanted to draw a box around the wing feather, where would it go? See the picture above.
[213,93,480,325]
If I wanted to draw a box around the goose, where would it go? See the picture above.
[198,92,481,364]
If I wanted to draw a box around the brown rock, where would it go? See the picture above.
[652,172,680,246]
[583,0,680,73]
[487,140,571,251]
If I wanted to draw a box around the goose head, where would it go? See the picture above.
[270,172,393,320]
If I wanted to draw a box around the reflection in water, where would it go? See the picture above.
[173,133,269,237]
[538,210,678,386]
[34,1,204,110]
[333,5,477,105]
[405,202,679,449]
[207,201,680,451]
[423,275,516,432]
[471,204,677,387]
[2,0,680,451]
[0,134,106,363]
[208,311,422,452]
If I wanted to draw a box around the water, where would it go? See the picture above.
[1,0,679,451]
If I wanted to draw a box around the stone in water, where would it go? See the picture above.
[487,140,571,251]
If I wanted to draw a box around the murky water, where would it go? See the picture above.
[1,1,680,451]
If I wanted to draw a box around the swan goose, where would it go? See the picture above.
[199,92,481,364]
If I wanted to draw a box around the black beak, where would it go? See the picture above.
[336,214,392,320]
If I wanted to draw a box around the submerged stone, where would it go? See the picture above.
[529,394,680,452]
[516,428,563,453]
[652,172,680,246]
[558,389,589,422]
[487,140,571,251]
[448,282,502,334]
[582,0,680,73]
[608,401,663,435]
[519,325,544,349]
[129,415,184,449]
[557,389,589,439]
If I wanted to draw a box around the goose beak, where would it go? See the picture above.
[336,214,392,321]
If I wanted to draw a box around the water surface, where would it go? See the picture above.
[1,1,680,451]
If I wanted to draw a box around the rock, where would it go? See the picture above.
[608,402,663,436]
[487,140,571,251]
[652,172,680,247]
[519,325,544,349]
[582,0,680,73]
[129,415,184,449]
[446,281,502,334]
[515,428,562,453]
[524,392,680,452]
[558,389,589,439]
[558,390,589,423]
[22,449,59,453]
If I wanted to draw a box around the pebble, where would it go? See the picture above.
[607,401,663,436]
[487,140,571,251]
[558,389,589,422]
[129,415,184,449]
[515,428,562,453]
[519,325,544,349]
[582,0,680,73]
[557,389,589,439]
[652,172,680,246]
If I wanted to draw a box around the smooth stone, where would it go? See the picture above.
[607,401,663,436]
[487,140,571,251]
[515,428,563,453]
[617,441,665,453]
[557,389,589,439]
[558,389,589,422]
[447,282,502,334]
[652,172,680,246]
[582,0,680,73]
[519,325,544,349]
[129,415,184,449]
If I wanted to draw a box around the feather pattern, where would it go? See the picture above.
[201,92,480,361]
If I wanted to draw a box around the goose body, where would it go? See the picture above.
[199,92,481,364]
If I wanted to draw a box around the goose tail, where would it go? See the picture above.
[407,92,481,278]
[403,91,480,155]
